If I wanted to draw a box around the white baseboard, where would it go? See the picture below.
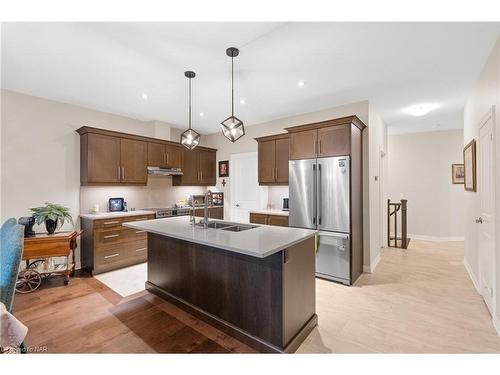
[463,256,480,294]
[493,316,500,336]
[408,234,464,242]
[363,252,381,273]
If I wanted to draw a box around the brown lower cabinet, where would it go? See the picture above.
[249,212,289,227]
[80,213,155,275]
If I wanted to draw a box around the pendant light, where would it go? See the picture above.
[180,71,200,150]
[220,47,245,142]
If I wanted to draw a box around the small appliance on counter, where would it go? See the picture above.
[282,197,289,211]
[108,197,127,212]
[18,216,35,237]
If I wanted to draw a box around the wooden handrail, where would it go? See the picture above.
[387,199,409,249]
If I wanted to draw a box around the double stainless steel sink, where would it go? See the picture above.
[207,221,257,232]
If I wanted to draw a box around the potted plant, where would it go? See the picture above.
[31,202,74,235]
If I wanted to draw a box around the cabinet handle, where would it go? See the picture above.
[135,247,147,252]
[163,152,166,165]
[104,234,119,239]
[200,171,203,181]
[135,230,146,234]
[118,166,120,180]
[121,167,125,180]
[319,139,322,154]
[104,253,119,259]
[134,217,148,221]
[103,221,120,225]
[167,153,169,165]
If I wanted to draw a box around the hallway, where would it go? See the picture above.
[298,240,500,353]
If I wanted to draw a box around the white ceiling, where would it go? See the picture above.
[1,22,499,134]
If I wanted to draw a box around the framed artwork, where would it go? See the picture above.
[218,160,229,177]
[463,139,477,192]
[451,164,465,184]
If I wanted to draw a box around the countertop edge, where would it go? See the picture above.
[123,222,316,258]
[80,210,156,220]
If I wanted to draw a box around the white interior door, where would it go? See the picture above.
[477,108,495,315]
[230,152,264,223]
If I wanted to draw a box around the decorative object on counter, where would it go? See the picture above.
[220,47,245,142]
[218,160,229,177]
[451,163,465,184]
[18,216,35,237]
[180,71,201,150]
[108,197,126,212]
[91,204,100,214]
[30,202,73,235]
[463,139,476,192]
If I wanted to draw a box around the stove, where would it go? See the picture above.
[142,206,191,219]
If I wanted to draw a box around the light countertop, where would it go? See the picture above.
[80,210,156,220]
[124,216,315,258]
[249,209,289,216]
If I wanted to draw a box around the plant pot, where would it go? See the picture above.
[45,219,58,235]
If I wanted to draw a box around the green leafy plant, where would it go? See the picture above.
[31,202,74,229]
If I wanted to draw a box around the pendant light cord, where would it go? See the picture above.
[231,56,234,117]
[188,76,192,130]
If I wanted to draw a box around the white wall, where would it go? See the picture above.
[366,105,388,271]
[463,37,500,329]
[387,130,465,241]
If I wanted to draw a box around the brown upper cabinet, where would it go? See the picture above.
[77,126,216,186]
[147,142,182,169]
[255,133,289,185]
[172,148,216,186]
[286,116,365,160]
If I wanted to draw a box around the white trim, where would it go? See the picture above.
[363,252,381,273]
[407,234,464,242]
[464,256,480,294]
[492,316,500,336]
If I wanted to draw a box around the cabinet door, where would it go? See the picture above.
[199,149,216,185]
[317,124,350,157]
[210,206,224,220]
[267,215,289,227]
[289,129,317,160]
[179,148,200,185]
[275,137,289,183]
[120,139,148,184]
[86,133,121,183]
[258,140,276,184]
[249,213,268,225]
[165,144,183,168]
[148,142,166,167]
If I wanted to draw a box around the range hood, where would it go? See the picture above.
[147,166,183,176]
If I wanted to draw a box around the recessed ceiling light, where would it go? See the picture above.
[141,93,148,101]
[240,99,245,104]
[297,81,305,88]
[199,112,204,117]
[405,103,439,117]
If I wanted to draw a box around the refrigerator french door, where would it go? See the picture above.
[289,156,351,284]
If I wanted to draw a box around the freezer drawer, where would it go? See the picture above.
[316,232,350,284]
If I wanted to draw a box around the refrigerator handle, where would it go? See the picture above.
[317,163,322,226]
[312,163,316,225]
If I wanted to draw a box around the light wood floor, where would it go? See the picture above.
[297,240,500,353]
[13,240,500,353]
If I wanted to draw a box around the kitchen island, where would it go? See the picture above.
[124,216,317,353]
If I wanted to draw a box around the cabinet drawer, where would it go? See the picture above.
[94,227,147,248]
[267,215,289,227]
[93,214,154,230]
[249,213,268,225]
[93,240,147,274]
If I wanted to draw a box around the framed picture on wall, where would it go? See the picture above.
[451,164,465,184]
[218,160,229,177]
[463,139,477,192]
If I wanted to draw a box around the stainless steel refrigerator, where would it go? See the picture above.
[289,156,351,285]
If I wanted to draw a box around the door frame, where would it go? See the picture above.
[477,106,496,317]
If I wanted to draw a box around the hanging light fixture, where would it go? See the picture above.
[180,71,200,150]
[220,47,245,142]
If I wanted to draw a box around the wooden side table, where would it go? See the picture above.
[16,231,82,293]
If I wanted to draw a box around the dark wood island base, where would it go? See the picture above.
[146,233,317,353]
